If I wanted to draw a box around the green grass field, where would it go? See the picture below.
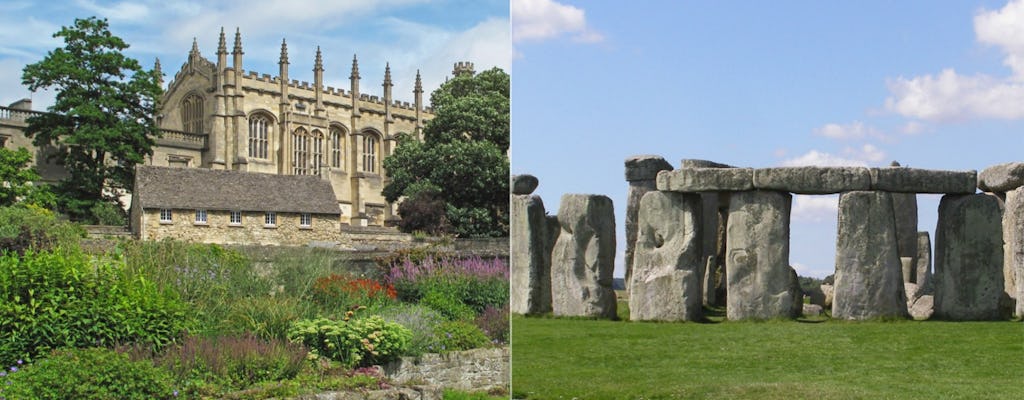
[511,310,1024,399]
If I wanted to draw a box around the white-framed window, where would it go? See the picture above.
[300,213,312,228]
[248,114,270,159]
[264,211,277,227]
[194,209,208,224]
[362,134,377,173]
[159,209,172,223]
[229,210,242,225]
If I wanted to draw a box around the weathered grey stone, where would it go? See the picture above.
[725,190,801,320]
[901,257,914,284]
[624,156,672,293]
[908,295,934,320]
[551,194,617,319]
[703,256,717,307]
[978,162,1024,192]
[916,232,932,289]
[806,287,826,307]
[821,283,834,308]
[891,191,918,265]
[1007,188,1024,318]
[625,155,673,182]
[934,193,1005,320]
[510,194,551,315]
[803,304,823,317]
[511,174,539,195]
[697,193,721,283]
[833,191,909,320]
[657,168,754,192]
[385,348,508,393]
[870,167,977,194]
[753,166,871,194]
[680,159,735,169]
[629,192,703,321]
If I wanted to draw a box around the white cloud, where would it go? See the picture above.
[511,0,602,43]
[884,68,1024,120]
[884,0,1024,121]
[781,150,868,167]
[74,0,150,22]
[814,121,884,140]
[975,0,1024,79]
[791,195,839,223]
[900,120,926,135]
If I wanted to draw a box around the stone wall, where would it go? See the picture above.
[384,347,509,392]
[140,208,341,246]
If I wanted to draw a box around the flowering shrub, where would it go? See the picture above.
[1,347,178,399]
[376,304,445,356]
[474,304,509,344]
[384,256,509,318]
[287,315,411,368]
[311,274,397,310]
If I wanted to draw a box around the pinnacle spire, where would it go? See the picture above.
[414,69,423,93]
[314,46,323,71]
[383,62,392,86]
[279,39,289,64]
[217,27,227,54]
[350,54,360,79]
[190,37,200,56]
[233,27,243,54]
[154,57,162,74]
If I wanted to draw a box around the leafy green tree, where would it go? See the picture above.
[21,17,162,221]
[383,68,510,237]
[0,147,55,208]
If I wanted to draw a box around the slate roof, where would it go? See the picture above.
[134,165,340,215]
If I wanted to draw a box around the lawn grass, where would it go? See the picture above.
[511,313,1024,399]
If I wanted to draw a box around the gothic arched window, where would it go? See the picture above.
[293,127,309,175]
[248,113,270,159]
[311,129,324,176]
[362,132,378,173]
[181,94,204,133]
[330,126,346,169]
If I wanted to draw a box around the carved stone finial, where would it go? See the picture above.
[350,54,360,80]
[279,39,289,65]
[383,62,392,87]
[414,69,423,94]
[233,27,243,55]
[314,46,323,71]
[217,27,227,54]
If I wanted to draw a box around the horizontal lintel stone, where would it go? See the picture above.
[870,168,977,194]
[753,167,870,194]
[978,162,1024,192]
[656,168,754,192]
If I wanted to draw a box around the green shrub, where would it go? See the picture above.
[474,304,509,344]
[288,315,412,368]
[421,288,477,321]
[1,347,178,399]
[384,256,509,319]
[224,296,315,341]
[89,200,126,226]
[0,205,83,254]
[376,304,446,356]
[0,250,191,364]
[434,320,490,353]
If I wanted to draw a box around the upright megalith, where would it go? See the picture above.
[833,191,909,320]
[915,232,933,291]
[629,191,703,321]
[510,175,551,315]
[1006,188,1024,318]
[934,193,1005,320]
[680,159,735,307]
[624,156,673,294]
[551,194,617,319]
[725,190,801,320]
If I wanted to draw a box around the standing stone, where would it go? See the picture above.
[511,174,539,195]
[1003,188,1024,318]
[821,283,835,308]
[703,256,717,306]
[629,191,703,321]
[833,191,909,320]
[510,194,551,315]
[978,162,1024,192]
[934,193,1005,320]
[891,191,919,278]
[725,190,801,320]
[680,159,734,307]
[916,232,932,290]
[624,156,673,295]
[551,194,617,319]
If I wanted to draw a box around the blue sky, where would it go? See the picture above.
[511,0,1024,279]
[0,0,510,110]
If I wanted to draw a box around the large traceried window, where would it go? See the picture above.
[330,126,345,168]
[362,133,378,173]
[311,130,324,176]
[293,127,309,175]
[248,114,270,159]
[181,94,204,133]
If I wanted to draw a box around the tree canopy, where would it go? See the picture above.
[383,67,510,237]
[0,147,55,208]
[21,16,161,222]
